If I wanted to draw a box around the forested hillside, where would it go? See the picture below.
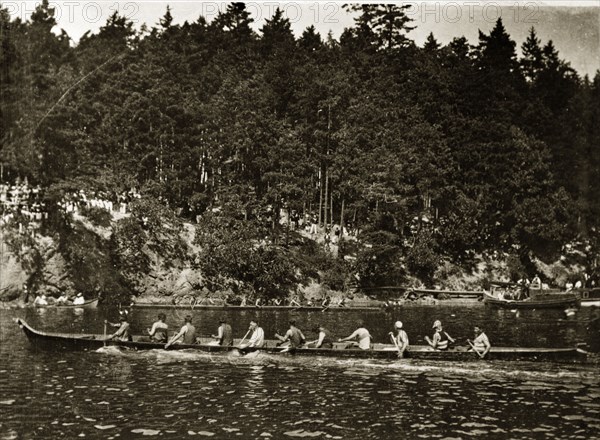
[1,2,599,301]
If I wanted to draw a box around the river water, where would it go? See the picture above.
[1,305,599,439]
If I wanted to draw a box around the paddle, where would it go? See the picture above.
[467,339,485,359]
[103,320,107,347]
[237,329,252,348]
[389,333,402,358]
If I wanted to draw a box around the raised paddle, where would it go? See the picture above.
[467,339,485,359]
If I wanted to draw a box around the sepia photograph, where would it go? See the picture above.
[0,1,599,438]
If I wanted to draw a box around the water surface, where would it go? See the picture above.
[1,306,598,439]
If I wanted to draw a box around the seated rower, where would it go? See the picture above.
[34,294,48,306]
[306,324,334,348]
[273,298,283,306]
[209,317,233,346]
[146,313,168,343]
[56,293,69,305]
[240,320,265,348]
[338,321,372,350]
[425,320,455,350]
[275,320,306,348]
[389,321,409,357]
[289,297,301,307]
[73,292,85,305]
[468,326,491,358]
[106,314,131,342]
[165,315,196,348]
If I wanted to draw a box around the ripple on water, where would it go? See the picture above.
[284,430,326,437]
[131,428,161,436]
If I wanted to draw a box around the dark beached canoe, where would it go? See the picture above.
[483,292,580,309]
[34,298,99,309]
[409,288,484,299]
[132,303,382,311]
[16,319,587,362]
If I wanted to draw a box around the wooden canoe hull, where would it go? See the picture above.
[483,292,580,309]
[34,298,99,309]
[16,319,587,362]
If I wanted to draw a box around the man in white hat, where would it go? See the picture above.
[425,320,455,350]
[389,321,409,357]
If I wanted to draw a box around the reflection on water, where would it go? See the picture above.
[1,307,599,439]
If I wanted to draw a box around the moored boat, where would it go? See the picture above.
[573,288,600,307]
[483,291,580,309]
[34,298,99,309]
[16,319,587,362]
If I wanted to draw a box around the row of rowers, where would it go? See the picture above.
[105,314,491,357]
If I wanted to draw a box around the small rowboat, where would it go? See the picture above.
[573,288,600,307]
[483,291,580,309]
[16,319,587,362]
[34,298,99,309]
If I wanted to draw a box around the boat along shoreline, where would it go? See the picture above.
[16,319,588,363]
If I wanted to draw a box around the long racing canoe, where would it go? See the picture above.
[16,319,587,362]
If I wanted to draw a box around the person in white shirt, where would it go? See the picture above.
[34,295,48,306]
[241,320,265,348]
[73,292,85,305]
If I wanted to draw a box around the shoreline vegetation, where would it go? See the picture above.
[1,4,599,305]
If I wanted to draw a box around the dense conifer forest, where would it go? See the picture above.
[1,2,599,301]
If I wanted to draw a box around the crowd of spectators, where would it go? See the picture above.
[1,179,142,235]
[58,188,141,215]
[0,180,47,234]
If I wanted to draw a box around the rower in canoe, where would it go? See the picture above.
[165,315,196,348]
[209,317,233,346]
[306,324,334,348]
[425,320,455,350]
[468,326,491,358]
[145,313,168,343]
[105,313,131,342]
[338,321,372,350]
[275,320,306,348]
[389,321,409,357]
[239,320,265,348]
